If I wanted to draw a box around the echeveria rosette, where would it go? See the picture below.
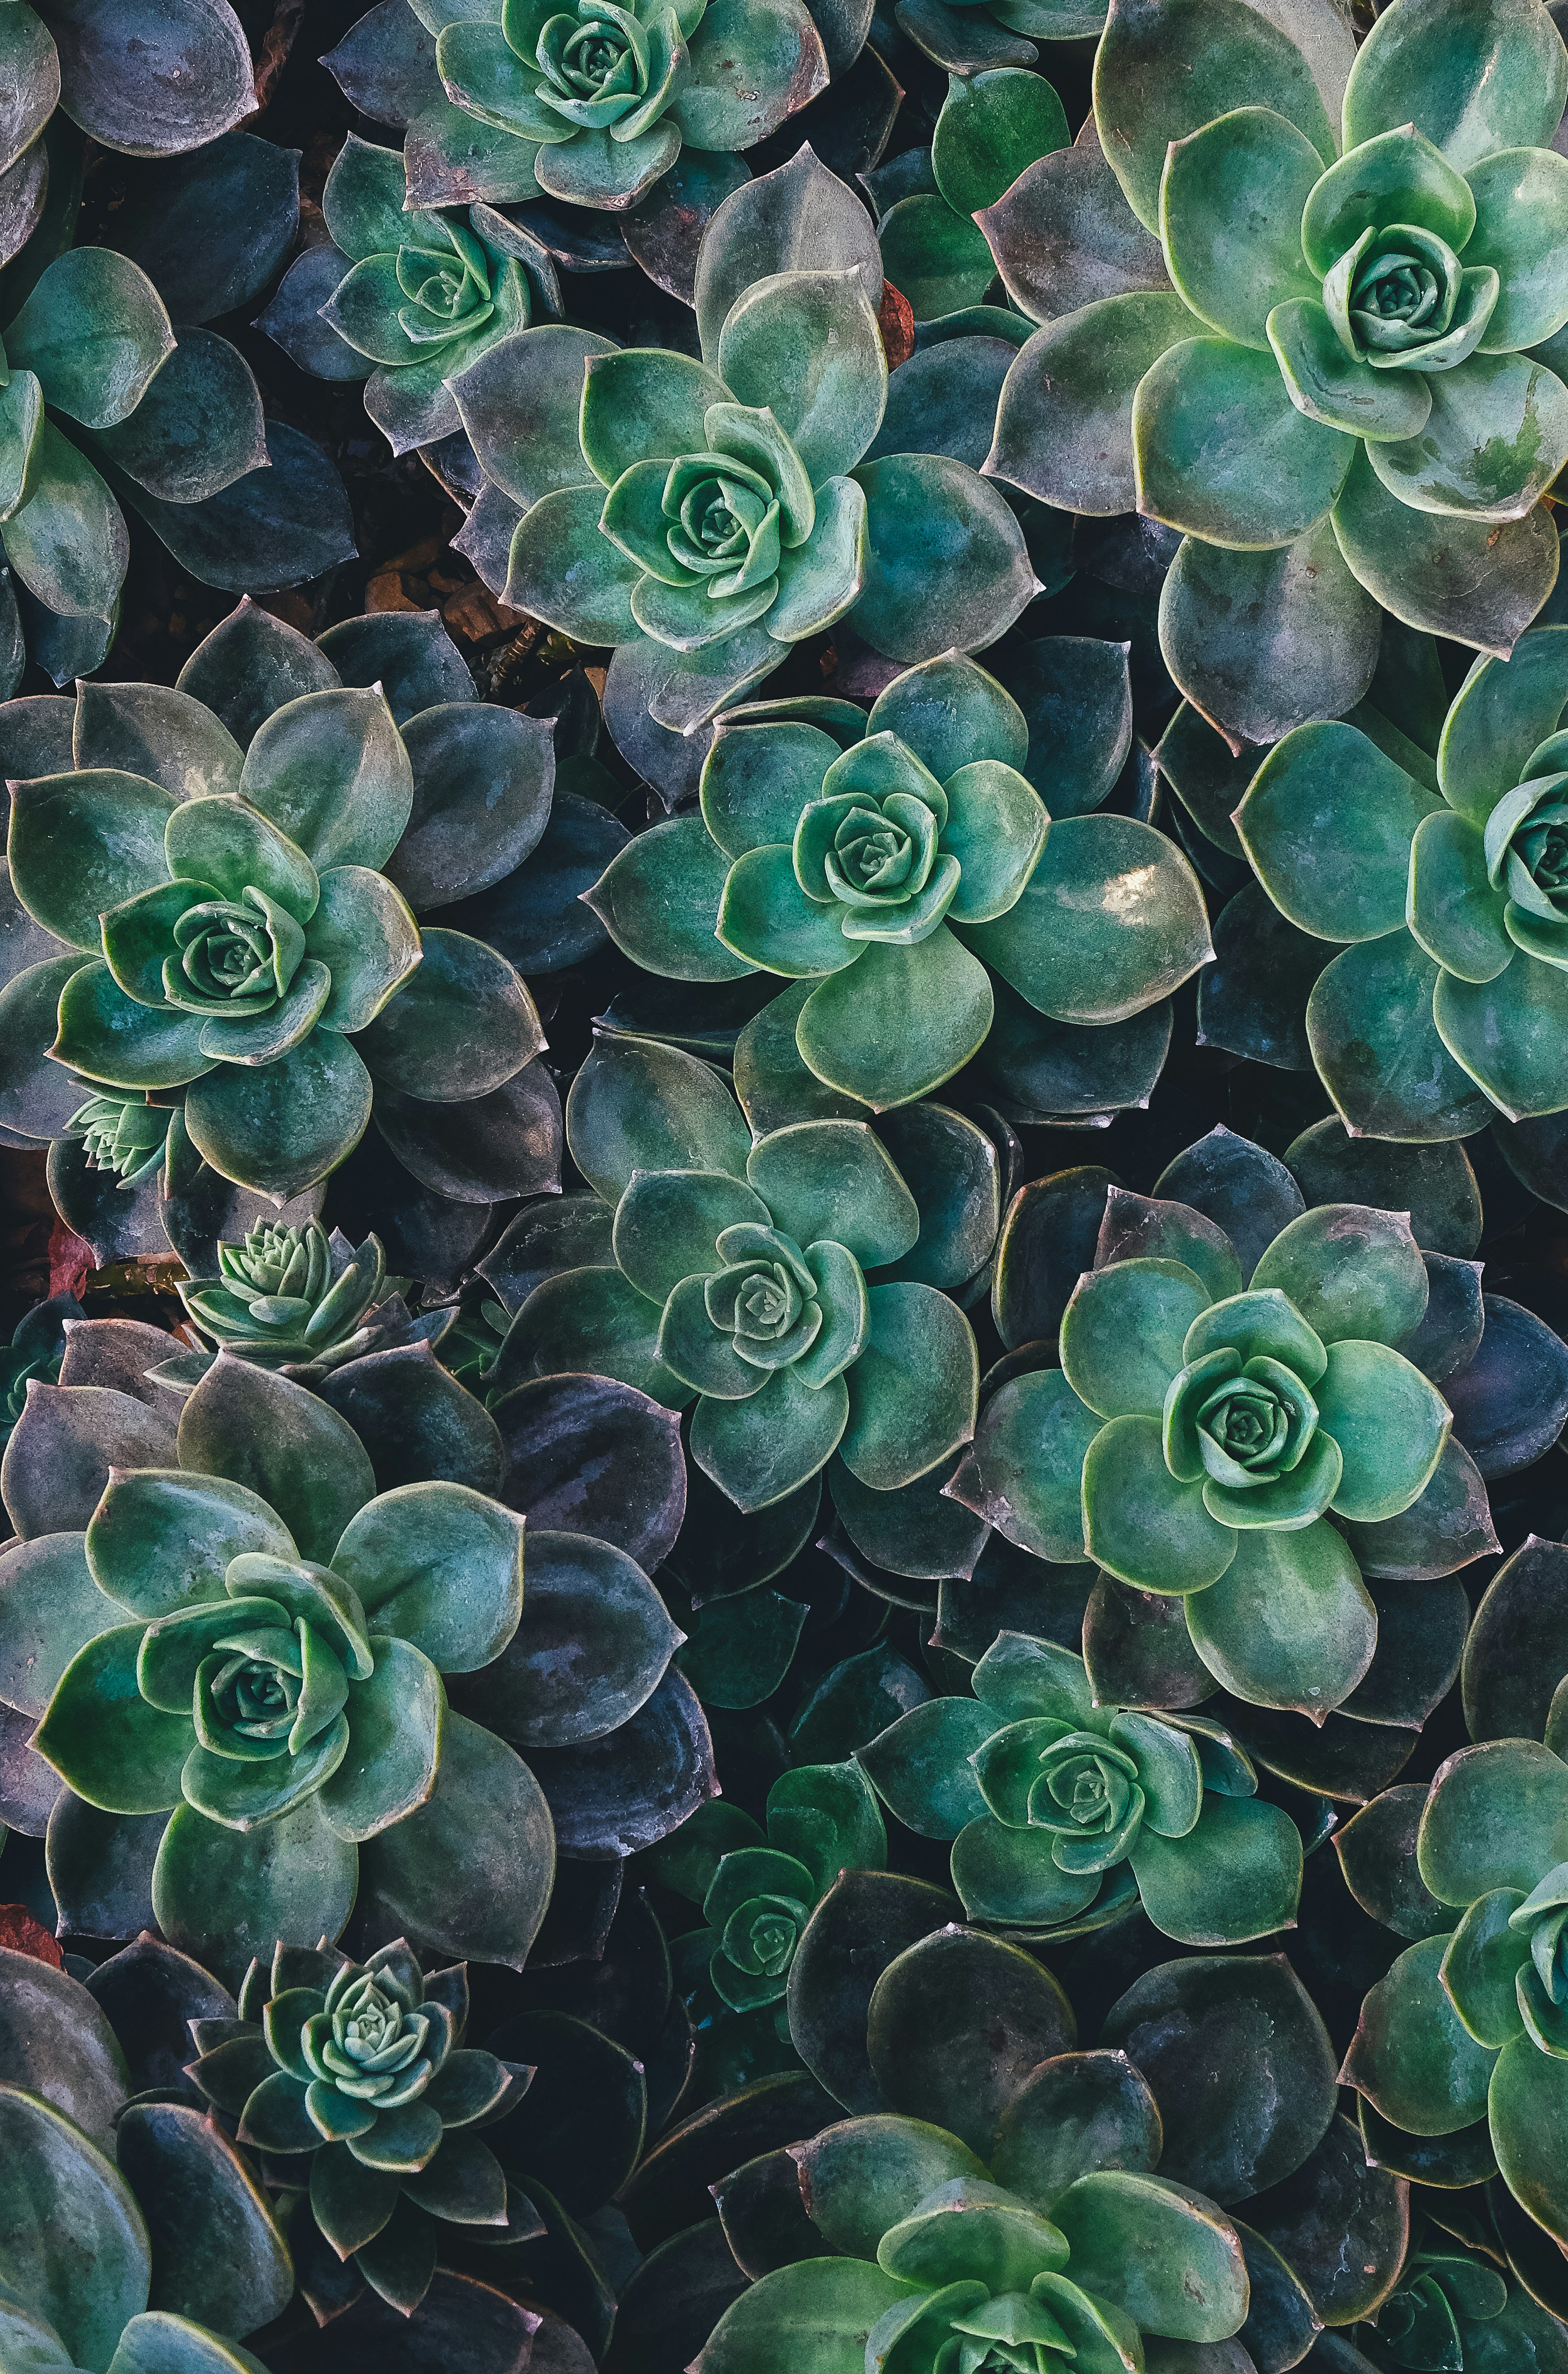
[1339,1725,1568,2255]
[695,2096,1251,2374]
[1363,2237,1534,2371]
[650,1759,886,2017]
[859,1630,1302,1947]
[950,1200,1456,1722]
[433,0,827,211]
[983,0,1568,744]
[504,1110,978,1512]
[1,652,546,1201]
[31,1462,521,1840]
[1239,626,1568,1137]
[65,1089,171,1188]
[278,136,535,457]
[450,262,1037,730]
[0,1384,559,1975]
[171,1220,419,1379]
[188,1937,526,2317]
[585,649,1210,1111]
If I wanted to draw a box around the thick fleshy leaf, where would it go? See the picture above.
[851,456,1034,665]
[1159,516,1381,750]
[717,268,886,486]
[1489,2032,1568,2249]
[182,1032,376,1201]
[866,1925,1076,2156]
[1307,931,1495,1142]
[149,1792,357,1990]
[1127,1794,1303,1947]
[175,1355,374,1566]
[356,1710,555,1970]
[1332,443,1560,657]
[1342,0,1568,171]
[1419,1738,1568,1906]
[0,2087,150,2372]
[587,815,755,984]
[1082,1416,1238,1596]
[1238,722,1437,942]
[6,247,175,429]
[690,1366,850,1512]
[962,814,1212,1025]
[1183,1522,1377,1719]
[1100,1954,1337,2205]
[1251,1204,1428,1349]
[454,1527,677,1749]
[1340,1933,1497,2135]
[1093,0,1334,235]
[1159,108,1324,351]
[694,2258,917,2374]
[1050,2170,1248,2342]
[693,144,882,372]
[795,929,994,1110]
[987,292,1194,516]
[1135,335,1355,551]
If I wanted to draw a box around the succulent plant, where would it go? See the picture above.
[951,1193,1471,1720]
[1238,625,1568,1139]
[1341,1707,1568,2254]
[0,1937,295,2371]
[697,2014,1264,2374]
[162,1221,453,1395]
[1358,2226,1568,2371]
[423,0,829,212]
[585,647,1210,1111]
[650,1760,886,2014]
[983,0,1568,744]
[0,599,557,1204]
[2,1331,711,1977]
[262,136,539,458]
[65,1090,172,1188]
[0,1294,77,1447]
[451,238,1035,730]
[857,1630,1301,1946]
[501,1039,980,1512]
[188,1937,526,2317]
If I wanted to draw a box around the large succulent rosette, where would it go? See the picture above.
[584,647,1210,1112]
[951,1194,1474,1721]
[984,0,1568,744]
[450,243,1036,732]
[501,1055,979,1512]
[857,1630,1302,1946]
[1238,624,1568,1138]
[0,599,559,1203]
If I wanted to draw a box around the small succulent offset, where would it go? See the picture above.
[0,601,549,1201]
[64,1089,171,1186]
[858,1632,1301,1946]
[951,1197,1458,1720]
[502,1109,978,1512]
[167,1220,442,1387]
[586,649,1210,1110]
[452,262,1035,728]
[985,0,1568,742]
[1239,625,1568,1138]
[431,0,828,211]
[649,1760,886,2011]
[264,136,539,458]
[1362,2230,1562,2370]
[189,1938,526,2315]
[0,1294,77,1446]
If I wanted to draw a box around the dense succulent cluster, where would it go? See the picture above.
[9,3,1568,2371]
